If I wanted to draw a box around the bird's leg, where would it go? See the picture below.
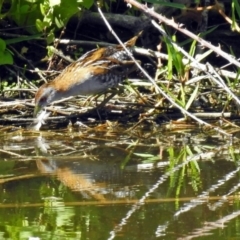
[96,91,118,109]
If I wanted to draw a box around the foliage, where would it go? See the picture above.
[0,0,94,38]
[0,38,13,65]
[0,0,94,67]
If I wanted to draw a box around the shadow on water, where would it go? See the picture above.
[1,122,240,239]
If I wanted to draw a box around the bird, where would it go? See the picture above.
[34,33,141,117]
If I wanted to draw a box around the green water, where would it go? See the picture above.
[0,125,240,240]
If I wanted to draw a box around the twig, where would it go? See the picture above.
[55,39,116,48]
[0,149,25,158]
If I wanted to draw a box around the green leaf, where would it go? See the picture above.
[195,49,213,62]
[47,46,55,58]
[0,38,6,52]
[36,19,44,32]
[189,39,197,57]
[46,32,55,44]
[80,0,94,9]
[185,82,199,110]
[0,51,13,65]
[165,39,173,80]
[232,0,240,31]
[53,0,79,29]
[55,16,64,28]
[49,0,61,7]
[20,4,30,14]
[40,3,46,15]
[233,0,240,19]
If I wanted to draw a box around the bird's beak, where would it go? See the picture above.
[34,104,42,117]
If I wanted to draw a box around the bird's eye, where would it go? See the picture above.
[39,97,46,104]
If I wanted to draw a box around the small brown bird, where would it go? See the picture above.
[34,33,141,117]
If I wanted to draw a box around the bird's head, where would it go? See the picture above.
[34,84,57,117]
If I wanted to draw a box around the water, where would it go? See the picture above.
[0,124,239,240]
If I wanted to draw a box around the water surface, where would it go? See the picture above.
[0,123,239,240]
